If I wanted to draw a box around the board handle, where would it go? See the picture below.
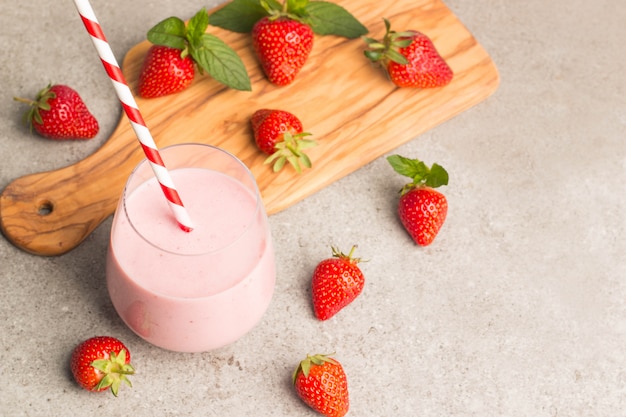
[0,125,143,256]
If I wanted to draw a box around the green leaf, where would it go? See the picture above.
[387,155,425,178]
[147,16,187,50]
[261,0,284,12]
[186,9,210,44]
[425,163,449,188]
[208,0,270,33]
[304,1,368,38]
[191,33,251,91]
[287,0,309,15]
[387,155,449,189]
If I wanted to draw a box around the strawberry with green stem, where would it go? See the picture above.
[311,246,365,320]
[138,8,250,98]
[70,336,135,396]
[251,108,316,173]
[14,84,99,140]
[364,18,453,88]
[293,353,349,417]
[209,0,368,85]
[388,155,449,246]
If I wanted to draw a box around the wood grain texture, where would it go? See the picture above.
[0,0,499,256]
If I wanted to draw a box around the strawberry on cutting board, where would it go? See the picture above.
[311,246,365,320]
[251,108,317,172]
[14,84,99,140]
[293,353,350,417]
[387,155,449,246]
[138,8,250,98]
[364,18,453,88]
[209,0,368,85]
[70,336,135,396]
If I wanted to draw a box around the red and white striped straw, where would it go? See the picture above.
[72,0,193,232]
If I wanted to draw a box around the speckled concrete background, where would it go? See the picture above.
[1,0,625,416]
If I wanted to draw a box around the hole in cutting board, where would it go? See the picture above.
[37,201,54,216]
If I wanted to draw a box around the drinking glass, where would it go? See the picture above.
[106,143,276,352]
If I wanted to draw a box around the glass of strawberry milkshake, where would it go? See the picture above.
[106,143,276,352]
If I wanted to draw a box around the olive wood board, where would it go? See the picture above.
[0,0,499,256]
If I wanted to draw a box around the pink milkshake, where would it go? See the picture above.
[106,144,276,352]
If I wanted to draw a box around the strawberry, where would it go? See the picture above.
[251,108,317,173]
[138,45,195,98]
[252,16,314,85]
[293,353,349,417]
[209,0,368,85]
[70,336,135,396]
[13,84,99,140]
[364,18,453,88]
[387,155,449,246]
[138,8,250,98]
[311,246,364,320]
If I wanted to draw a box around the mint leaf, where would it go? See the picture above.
[191,33,251,91]
[286,0,309,15]
[209,0,270,33]
[387,155,449,189]
[260,0,284,13]
[387,155,428,179]
[147,16,187,49]
[425,163,449,188]
[187,9,209,44]
[304,1,367,38]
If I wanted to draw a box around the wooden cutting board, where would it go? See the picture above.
[0,0,499,256]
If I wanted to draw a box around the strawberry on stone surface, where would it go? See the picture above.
[387,155,449,246]
[293,353,350,417]
[14,84,99,140]
[70,336,135,397]
[364,18,453,88]
[311,246,365,320]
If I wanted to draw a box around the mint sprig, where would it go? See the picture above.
[209,0,367,38]
[387,155,449,194]
[147,8,251,91]
[304,1,368,38]
[208,0,274,33]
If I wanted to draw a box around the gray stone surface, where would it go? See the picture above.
[1,0,625,416]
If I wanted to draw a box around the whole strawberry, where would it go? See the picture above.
[138,8,250,98]
[70,336,135,396]
[14,84,99,140]
[138,45,195,98]
[311,246,364,320]
[387,155,449,246]
[209,0,368,86]
[293,353,349,417]
[364,19,453,88]
[251,108,316,173]
[252,16,314,85]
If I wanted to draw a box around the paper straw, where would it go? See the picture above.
[72,0,193,232]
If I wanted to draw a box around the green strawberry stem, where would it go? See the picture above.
[387,155,449,195]
[209,0,368,38]
[264,131,316,173]
[91,349,135,397]
[13,84,56,127]
[332,245,360,263]
[364,18,415,66]
[292,353,338,383]
[147,8,251,91]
